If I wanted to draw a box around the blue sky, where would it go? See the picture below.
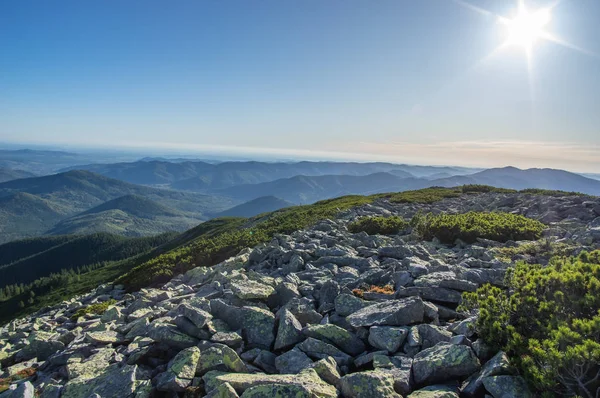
[1,0,599,171]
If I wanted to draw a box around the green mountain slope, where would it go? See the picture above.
[432,167,600,196]
[79,194,184,218]
[0,168,36,183]
[214,172,423,203]
[215,196,295,217]
[0,193,72,242]
[0,171,237,243]
[47,195,202,236]
[0,232,177,288]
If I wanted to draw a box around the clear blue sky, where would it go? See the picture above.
[1,0,599,171]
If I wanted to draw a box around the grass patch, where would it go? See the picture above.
[416,211,545,244]
[347,216,408,235]
[493,239,577,262]
[71,299,116,320]
[0,367,37,393]
[460,251,600,397]
[352,284,395,298]
[382,187,463,204]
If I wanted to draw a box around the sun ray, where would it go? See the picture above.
[451,0,494,18]
[538,31,600,59]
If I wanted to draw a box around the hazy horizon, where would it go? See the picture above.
[2,139,600,175]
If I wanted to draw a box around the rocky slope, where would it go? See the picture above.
[1,192,599,397]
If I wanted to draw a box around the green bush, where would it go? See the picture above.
[493,239,576,263]
[460,251,600,397]
[347,216,408,235]
[461,184,516,194]
[71,299,116,320]
[417,211,545,244]
[384,187,462,203]
[519,188,584,197]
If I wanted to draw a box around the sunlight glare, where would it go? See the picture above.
[505,6,551,48]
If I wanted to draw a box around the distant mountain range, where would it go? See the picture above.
[0,167,36,183]
[431,167,600,195]
[216,196,295,217]
[214,173,422,204]
[47,195,203,236]
[0,171,236,243]
[212,167,600,203]
[62,160,477,189]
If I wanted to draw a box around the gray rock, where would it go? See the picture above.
[177,303,212,328]
[283,254,305,274]
[272,282,300,308]
[461,351,512,397]
[368,326,408,353]
[85,330,127,345]
[274,309,303,351]
[482,375,532,398]
[156,346,200,392]
[0,381,35,398]
[302,324,366,356]
[417,324,452,349]
[230,279,275,300]
[174,315,211,340]
[66,348,115,380]
[393,271,414,288]
[17,332,64,361]
[147,323,199,349]
[408,384,459,397]
[339,371,402,398]
[61,364,143,398]
[378,355,413,396]
[379,246,413,259]
[253,350,277,374]
[449,317,476,338]
[275,348,313,374]
[318,280,340,310]
[204,368,337,397]
[211,331,243,348]
[197,344,248,375]
[240,384,312,397]
[397,287,462,304]
[297,337,352,366]
[334,294,368,317]
[205,382,240,398]
[100,306,123,323]
[413,343,481,385]
[39,383,62,398]
[346,297,424,328]
[279,298,323,326]
[308,356,341,385]
[354,350,388,368]
[211,300,275,348]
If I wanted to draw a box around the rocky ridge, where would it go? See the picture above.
[1,192,599,397]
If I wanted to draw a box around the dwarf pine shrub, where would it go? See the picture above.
[417,211,545,244]
[460,251,600,397]
[347,216,408,235]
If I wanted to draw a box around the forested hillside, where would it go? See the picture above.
[0,171,236,243]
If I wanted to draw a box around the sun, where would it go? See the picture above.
[505,6,551,49]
